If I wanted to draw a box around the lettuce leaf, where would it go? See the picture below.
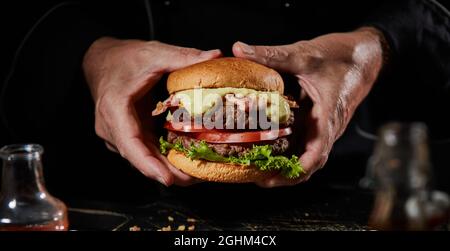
[159,137,304,179]
[159,136,185,154]
[186,141,229,162]
[159,137,172,154]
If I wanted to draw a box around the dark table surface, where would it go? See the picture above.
[67,181,375,231]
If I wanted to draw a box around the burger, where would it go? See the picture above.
[152,57,303,183]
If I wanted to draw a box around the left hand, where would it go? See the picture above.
[83,38,222,186]
[232,27,386,187]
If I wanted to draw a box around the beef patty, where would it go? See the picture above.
[167,131,289,157]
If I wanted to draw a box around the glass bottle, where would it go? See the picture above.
[365,122,449,230]
[0,144,68,231]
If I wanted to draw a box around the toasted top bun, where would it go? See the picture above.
[167,149,276,183]
[167,57,284,94]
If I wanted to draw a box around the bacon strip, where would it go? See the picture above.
[151,95,179,116]
[286,98,299,108]
[225,93,299,108]
[278,95,297,108]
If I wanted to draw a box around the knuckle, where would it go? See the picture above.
[263,47,288,62]
[292,41,325,72]
[302,54,324,72]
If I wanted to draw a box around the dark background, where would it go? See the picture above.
[0,0,449,204]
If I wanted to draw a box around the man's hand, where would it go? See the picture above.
[83,38,221,186]
[233,27,385,187]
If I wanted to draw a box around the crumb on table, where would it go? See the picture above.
[158,225,172,231]
[129,226,141,231]
[187,218,197,223]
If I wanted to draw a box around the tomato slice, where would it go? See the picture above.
[190,127,292,143]
[164,121,292,143]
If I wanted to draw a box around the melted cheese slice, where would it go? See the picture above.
[172,87,291,123]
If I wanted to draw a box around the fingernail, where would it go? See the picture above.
[237,41,254,55]
[156,175,168,186]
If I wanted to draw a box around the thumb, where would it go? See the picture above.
[232,41,298,73]
[161,45,222,72]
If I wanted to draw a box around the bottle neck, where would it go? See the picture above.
[1,154,47,197]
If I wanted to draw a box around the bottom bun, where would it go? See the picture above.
[167,149,276,183]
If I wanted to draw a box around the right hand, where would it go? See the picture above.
[232,28,384,187]
[82,38,222,186]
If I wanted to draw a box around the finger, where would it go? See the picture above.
[256,124,330,188]
[147,142,203,186]
[256,153,320,188]
[155,43,222,72]
[255,149,322,188]
[298,103,332,174]
[232,41,299,73]
[118,136,174,186]
[255,175,308,188]
[130,45,221,99]
[113,105,175,186]
[299,146,329,174]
